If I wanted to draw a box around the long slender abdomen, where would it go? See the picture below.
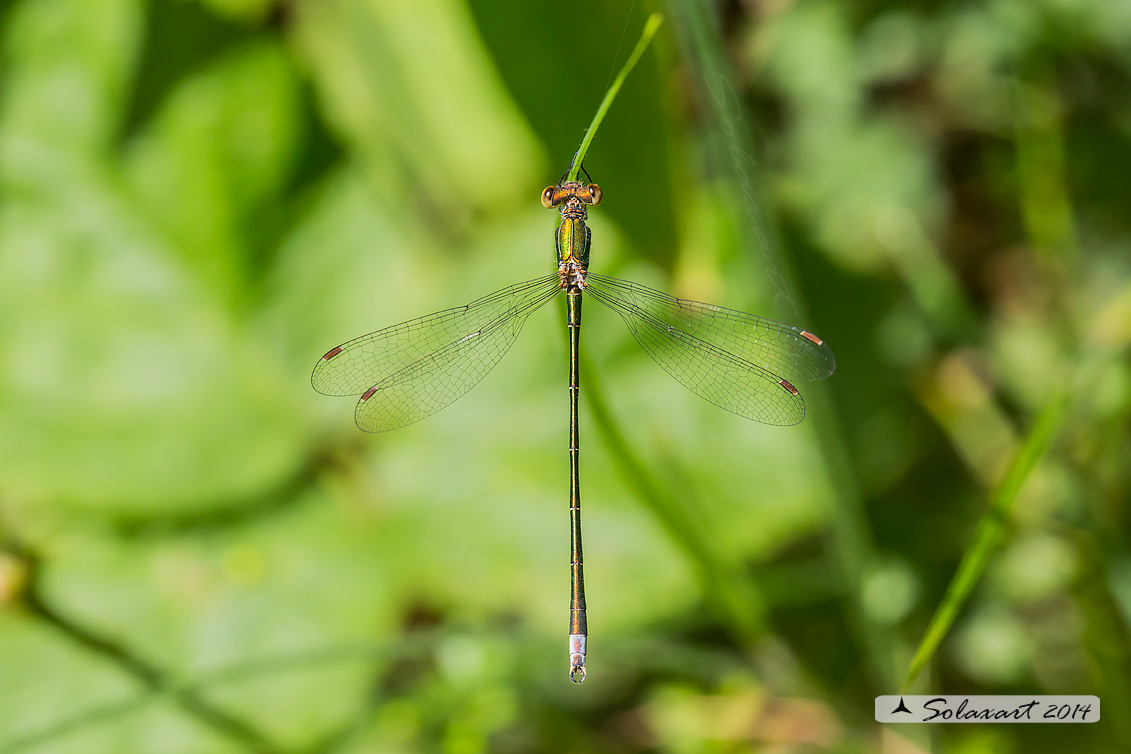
[567,290,587,683]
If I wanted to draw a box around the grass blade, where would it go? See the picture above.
[902,390,1071,690]
[566,13,663,182]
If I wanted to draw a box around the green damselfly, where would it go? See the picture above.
[312,162,836,683]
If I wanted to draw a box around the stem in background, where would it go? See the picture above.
[0,634,443,754]
[566,13,663,183]
[562,8,767,660]
[902,390,1071,690]
[0,540,284,754]
[902,62,1088,692]
[665,0,899,690]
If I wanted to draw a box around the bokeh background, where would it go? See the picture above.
[2,0,1130,752]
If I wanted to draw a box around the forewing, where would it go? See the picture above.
[312,274,560,397]
[585,274,834,383]
[354,307,547,432]
[587,281,806,425]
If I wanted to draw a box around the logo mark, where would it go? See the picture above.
[891,697,913,715]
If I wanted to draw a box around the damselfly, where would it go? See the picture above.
[312,165,835,683]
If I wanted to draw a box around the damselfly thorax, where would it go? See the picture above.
[543,180,602,292]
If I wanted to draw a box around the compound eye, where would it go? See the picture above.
[586,183,603,205]
[540,186,557,209]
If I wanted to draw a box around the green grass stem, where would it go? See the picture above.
[902,390,1071,690]
[566,13,663,182]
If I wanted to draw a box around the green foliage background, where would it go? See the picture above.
[1,0,1129,752]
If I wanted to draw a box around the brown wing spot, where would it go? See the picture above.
[779,379,799,395]
[800,330,823,345]
[322,346,344,361]
[361,386,378,401]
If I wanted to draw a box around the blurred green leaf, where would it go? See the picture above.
[125,39,302,298]
[293,0,544,219]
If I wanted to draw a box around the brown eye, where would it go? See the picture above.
[540,186,557,209]
[586,183,603,205]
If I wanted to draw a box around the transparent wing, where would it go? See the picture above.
[312,275,561,432]
[585,274,835,383]
[585,275,831,425]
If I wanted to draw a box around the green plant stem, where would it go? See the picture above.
[1,540,284,754]
[562,6,765,657]
[0,634,445,754]
[666,0,901,691]
[566,13,663,182]
[902,389,1071,690]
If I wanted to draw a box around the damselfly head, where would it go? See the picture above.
[541,181,603,209]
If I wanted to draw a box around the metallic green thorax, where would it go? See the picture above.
[556,216,591,269]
